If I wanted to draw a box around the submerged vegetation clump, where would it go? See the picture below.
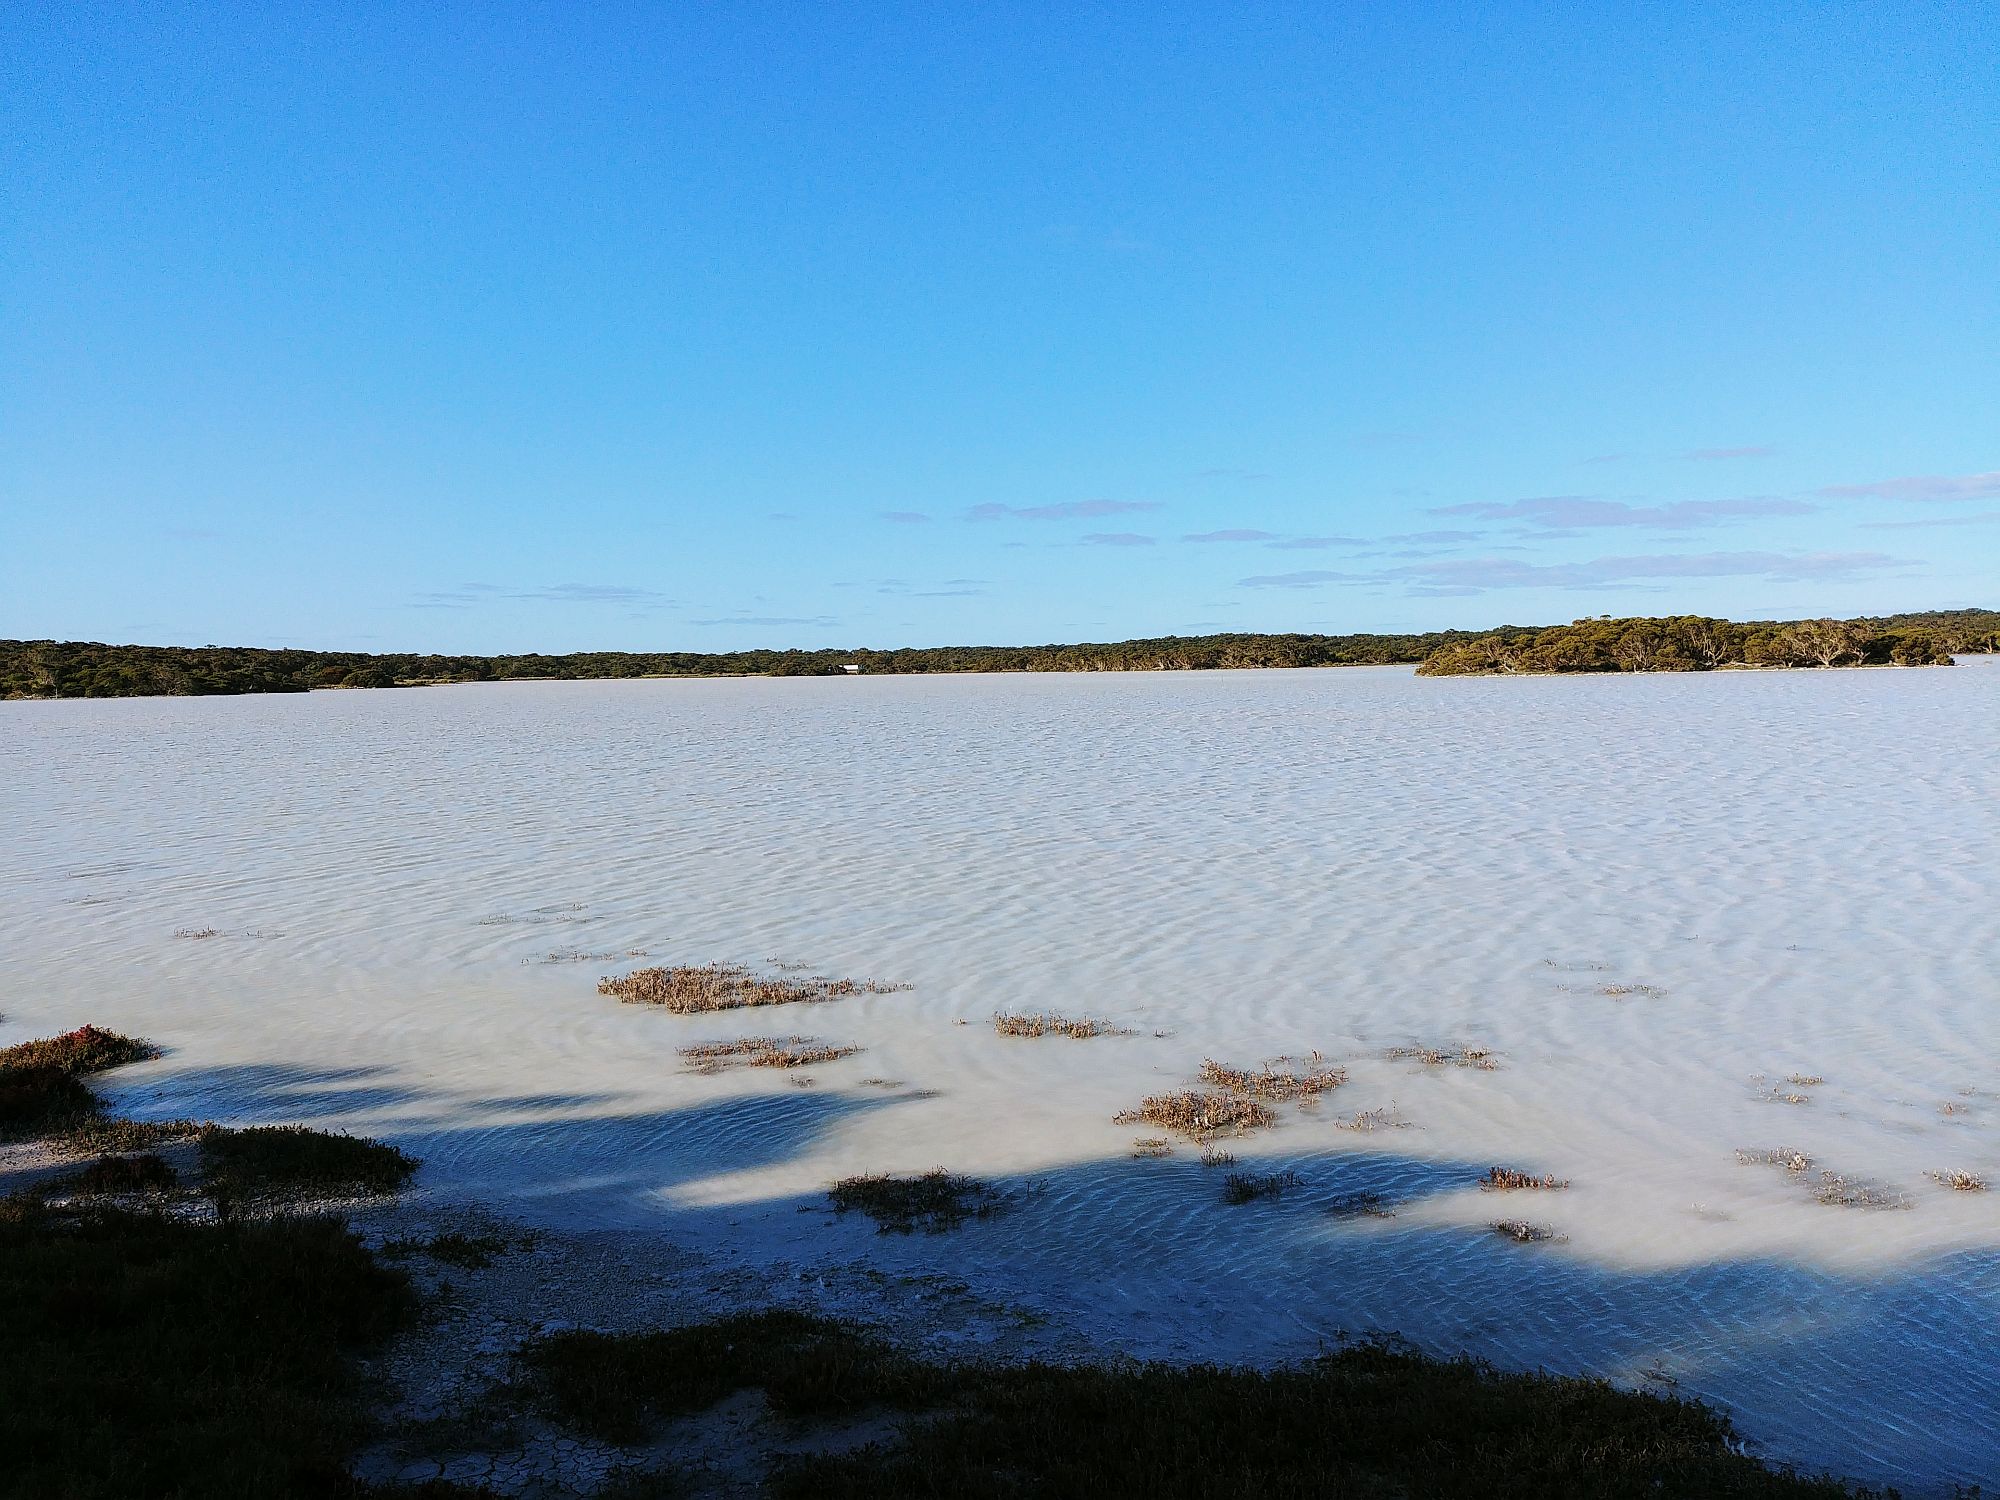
[1221,1169,1304,1205]
[1115,1091,1277,1139]
[1736,1147,1815,1174]
[992,1012,1133,1039]
[1130,1137,1174,1159]
[1929,1170,1986,1192]
[1810,1173,1912,1211]
[1492,1220,1562,1245]
[199,1123,419,1203]
[1480,1166,1570,1192]
[828,1169,1006,1234]
[1199,1056,1347,1101]
[601,962,908,1014]
[1332,1106,1412,1133]
[1387,1044,1500,1071]
[678,1036,862,1071]
[1326,1190,1395,1219]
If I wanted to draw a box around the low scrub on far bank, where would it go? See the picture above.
[1415,613,1976,677]
[8,608,1992,698]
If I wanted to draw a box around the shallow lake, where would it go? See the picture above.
[5,663,1996,1492]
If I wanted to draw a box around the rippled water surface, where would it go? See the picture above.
[5,665,1997,1490]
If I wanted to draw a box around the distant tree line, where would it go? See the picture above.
[1413,609,1998,676]
[0,629,1471,699]
[3,610,1993,699]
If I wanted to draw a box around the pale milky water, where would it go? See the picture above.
[4,664,1996,1491]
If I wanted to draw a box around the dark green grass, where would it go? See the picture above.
[0,1027,166,1142]
[518,1311,1880,1499]
[518,1309,977,1444]
[826,1170,1005,1234]
[0,1063,100,1139]
[70,1153,178,1195]
[0,1198,416,1500]
[200,1124,418,1204]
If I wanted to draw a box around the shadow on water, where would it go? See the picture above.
[57,1059,2000,1496]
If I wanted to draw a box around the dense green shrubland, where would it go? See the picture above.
[1414,609,1996,676]
[4,610,1991,698]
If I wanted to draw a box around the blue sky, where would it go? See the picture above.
[3,4,1995,652]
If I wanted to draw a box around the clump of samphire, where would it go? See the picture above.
[0,1025,160,1076]
[993,1013,1133,1039]
[1492,1220,1561,1245]
[1929,1170,1986,1192]
[1198,1057,1347,1101]
[600,963,908,1014]
[1480,1166,1569,1192]
[678,1037,861,1072]
[1386,1045,1499,1071]
[827,1169,1005,1234]
[1736,1146,1814,1174]
[200,1124,418,1204]
[1130,1138,1173,1159]
[1810,1172,1911,1211]
[1114,1091,1276,1139]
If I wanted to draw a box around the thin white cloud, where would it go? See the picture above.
[1433,496,1815,529]
[1818,470,2000,502]
[690,615,841,627]
[1238,550,1907,594]
[1858,510,2000,531]
[1182,529,1278,543]
[1082,532,1156,547]
[1238,569,1377,588]
[1266,535,1371,550]
[966,499,1163,521]
[879,510,931,524]
[1387,550,1905,591]
[409,582,668,608]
